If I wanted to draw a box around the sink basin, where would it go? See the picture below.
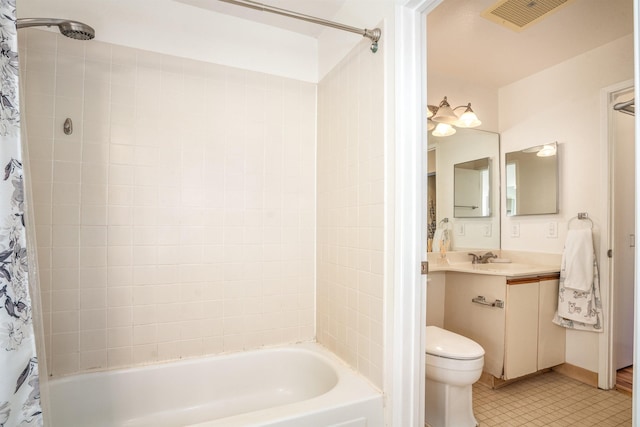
[473,263,539,271]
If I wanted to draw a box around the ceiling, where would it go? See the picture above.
[174,0,347,37]
[177,0,634,88]
[18,0,634,87]
[427,0,634,88]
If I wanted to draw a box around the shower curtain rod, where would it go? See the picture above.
[216,0,382,52]
[613,98,635,116]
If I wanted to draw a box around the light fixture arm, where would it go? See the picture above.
[452,103,473,112]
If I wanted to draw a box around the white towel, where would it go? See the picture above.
[553,255,603,331]
[561,228,594,291]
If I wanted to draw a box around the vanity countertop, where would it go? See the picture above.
[429,261,560,278]
[427,251,561,278]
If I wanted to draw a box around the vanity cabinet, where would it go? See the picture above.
[443,272,565,381]
[536,276,566,369]
[443,273,506,378]
[504,279,538,379]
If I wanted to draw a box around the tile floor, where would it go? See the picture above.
[473,371,632,426]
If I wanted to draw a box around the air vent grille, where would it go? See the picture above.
[481,0,575,32]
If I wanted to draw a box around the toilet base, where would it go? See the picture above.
[425,379,477,427]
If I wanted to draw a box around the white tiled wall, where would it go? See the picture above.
[19,29,316,376]
[316,39,384,389]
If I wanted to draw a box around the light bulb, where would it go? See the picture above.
[455,104,482,128]
[432,123,456,137]
[537,144,557,157]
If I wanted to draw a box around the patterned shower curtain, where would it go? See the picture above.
[0,0,44,425]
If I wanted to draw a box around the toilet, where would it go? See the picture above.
[425,326,485,427]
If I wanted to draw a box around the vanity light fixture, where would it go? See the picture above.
[536,144,557,157]
[432,123,457,137]
[427,96,482,137]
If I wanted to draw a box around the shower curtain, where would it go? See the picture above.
[0,0,44,425]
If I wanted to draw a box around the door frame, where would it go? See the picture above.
[391,0,442,425]
[634,3,640,419]
[600,80,635,390]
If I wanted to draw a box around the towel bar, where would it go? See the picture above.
[568,212,593,229]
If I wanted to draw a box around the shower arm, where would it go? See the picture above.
[216,0,382,53]
[15,18,66,29]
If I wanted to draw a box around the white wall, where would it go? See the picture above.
[20,29,316,376]
[316,33,385,390]
[427,71,499,132]
[499,34,634,372]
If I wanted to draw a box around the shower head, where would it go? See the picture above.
[16,18,95,40]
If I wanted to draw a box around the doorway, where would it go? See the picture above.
[397,0,639,425]
[610,88,635,392]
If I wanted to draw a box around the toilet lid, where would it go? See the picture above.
[425,326,485,360]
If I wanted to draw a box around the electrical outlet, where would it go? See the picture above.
[510,223,520,238]
[547,221,558,238]
[482,224,491,237]
[456,223,465,236]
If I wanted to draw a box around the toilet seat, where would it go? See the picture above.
[426,352,484,372]
[425,326,485,360]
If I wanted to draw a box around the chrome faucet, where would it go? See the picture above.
[469,252,497,264]
[479,252,497,263]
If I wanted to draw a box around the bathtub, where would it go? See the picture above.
[48,343,384,427]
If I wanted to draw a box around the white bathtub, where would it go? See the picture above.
[48,343,384,427]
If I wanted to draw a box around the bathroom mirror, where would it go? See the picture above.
[454,157,491,218]
[505,142,558,216]
[427,128,500,251]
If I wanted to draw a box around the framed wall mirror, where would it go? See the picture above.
[505,142,559,216]
[427,128,500,251]
[454,157,491,218]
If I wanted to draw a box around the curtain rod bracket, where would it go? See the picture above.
[364,28,381,53]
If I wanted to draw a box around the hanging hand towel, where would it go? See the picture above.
[553,225,603,332]
[561,228,594,291]
[553,255,603,332]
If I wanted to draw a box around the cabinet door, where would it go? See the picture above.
[444,272,506,378]
[504,280,539,379]
[538,277,565,369]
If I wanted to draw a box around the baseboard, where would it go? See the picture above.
[477,364,599,389]
[552,363,598,388]
[476,369,550,389]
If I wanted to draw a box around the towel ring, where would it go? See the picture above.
[568,213,593,229]
[438,218,449,228]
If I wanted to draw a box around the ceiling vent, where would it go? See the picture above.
[481,0,576,32]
